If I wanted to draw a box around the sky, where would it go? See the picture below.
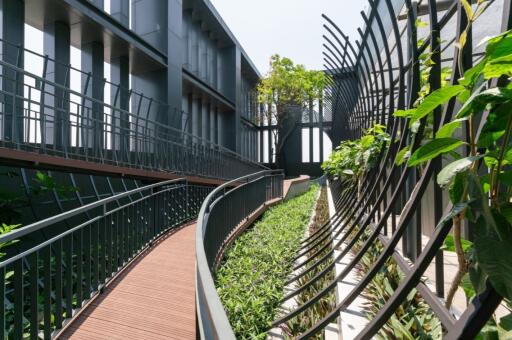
[210,0,368,75]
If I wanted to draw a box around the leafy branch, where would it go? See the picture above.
[322,123,390,199]
[395,26,512,322]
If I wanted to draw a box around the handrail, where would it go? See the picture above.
[0,179,183,244]
[0,50,266,179]
[0,178,213,339]
[0,55,262,166]
[195,169,284,340]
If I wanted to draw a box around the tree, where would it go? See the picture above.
[257,54,329,168]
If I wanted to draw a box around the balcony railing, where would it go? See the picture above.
[195,170,283,339]
[0,39,265,180]
[0,178,212,339]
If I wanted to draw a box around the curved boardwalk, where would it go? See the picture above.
[59,223,197,340]
[59,177,303,339]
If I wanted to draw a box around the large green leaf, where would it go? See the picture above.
[394,109,416,118]
[395,146,410,166]
[408,138,465,167]
[477,103,512,148]
[456,87,512,118]
[436,118,468,138]
[459,59,486,88]
[469,261,488,298]
[360,135,375,148]
[437,156,482,188]
[460,273,476,300]
[483,55,512,79]
[409,85,466,122]
[486,31,512,61]
[474,211,512,301]
[499,171,512,186]
[449,172,466,203]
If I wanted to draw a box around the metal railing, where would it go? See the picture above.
[0,39,265,180]
[265,0,511,338]
[0,178,212,339]
[195,170,283,339]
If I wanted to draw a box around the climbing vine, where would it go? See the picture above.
[321,123,390,198]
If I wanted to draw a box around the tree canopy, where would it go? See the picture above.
[257,54,329,124]
[257,55,330,164]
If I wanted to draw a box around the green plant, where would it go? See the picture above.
[393,14,512,334]
[257,55,330,167]
[0,171,79,337]
[215,185,319,339]
[322,123,390,198]
[0,171,78,225]
[351,228,443,339]
[283,187,336,339]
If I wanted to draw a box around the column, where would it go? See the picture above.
[110,0,129,27]
[213,106,219,144]
[110,55,129,156]
[2,0,24,143]
[202,98,209,142]
[44,21,71,149]
[210,103,216,144]
[191,96,200,138]
[167,0,183,127]
[90,0,104,9]
[82,41,104,153]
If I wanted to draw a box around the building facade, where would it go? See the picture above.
[0,0,260,161]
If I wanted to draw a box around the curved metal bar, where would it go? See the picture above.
[0,178,186,244]
[196,170,284,340]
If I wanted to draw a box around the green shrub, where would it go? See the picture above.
[351,228,443,339]
[283,186,336,339]
[215,185,319,339]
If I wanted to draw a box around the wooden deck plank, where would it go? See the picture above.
[59,223,197,340]
[61,179,293,340]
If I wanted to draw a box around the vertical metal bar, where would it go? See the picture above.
[0,266,5,340]
[43,245,52,339]
[93,220,99,291]
[106,213,112,281]
[64,234,73,319]
[29,248,38,339]
[427,0,445,298]
[76,229,83,308]
[13,259,23,340]
[55,239,63,329]
[40,56,49,150]
[84,223,91,299]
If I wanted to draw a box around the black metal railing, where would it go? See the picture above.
[0,39,265,180]
[266,0,511,338]
[195,170,283,339]
[0,178,212,339]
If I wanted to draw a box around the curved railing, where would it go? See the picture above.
[266,0,511,339]
[196,170,284,339]
[0,178,212,339]
[0,39,265,180]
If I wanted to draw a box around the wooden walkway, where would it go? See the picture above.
[59,223,197,340]
[59,176,309,340]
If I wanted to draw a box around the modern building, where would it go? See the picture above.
[1,0,510,339]
[1,0,261,158]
